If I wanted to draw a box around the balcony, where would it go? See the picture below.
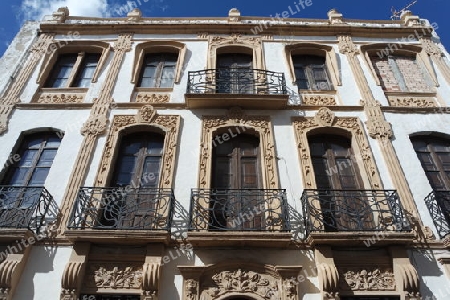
[188,189,291,247]
[301,189,413,246]
[185,68,289,109]
[66,187,175,244]
[0,186,55,239]
[424,190,450,239]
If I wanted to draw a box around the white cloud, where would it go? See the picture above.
[19,0,110,21]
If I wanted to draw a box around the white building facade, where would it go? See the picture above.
[0,7,449,300]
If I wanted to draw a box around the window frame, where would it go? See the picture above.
[137,53,179,88]
[37,41,110,88]
[362,44,439,91]
[131,41,186,88]
[285,43,341,88]
[292,54,334,91]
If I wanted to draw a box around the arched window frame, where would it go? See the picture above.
[37,41,111,87]
[361,43,439,89]
[131,41,187,87]
[285,43,341,88]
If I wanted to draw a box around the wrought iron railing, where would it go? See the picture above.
[68,187,175,231]
[0,186,55,234]
[187,68,287,95]
[301,189,410,235]
[189,189,290,231]
[424,190,450,238]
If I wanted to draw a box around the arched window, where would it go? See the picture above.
[210,133,262,230]
[216,53,254,94]
[2,132,62,187]
[99,132,165,229]
[293,54,332,90]
[111,132,164,188]
[411,136,450,191]
[308,134,373,231]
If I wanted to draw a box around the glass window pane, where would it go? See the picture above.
[141,157,161,187]
[9,168,30,185]
[19,150,38,167]
[45,137,61,148]
[147,140,164,155]
[37,149,57,167]
[29,168,50,185]
[45,55,77,88]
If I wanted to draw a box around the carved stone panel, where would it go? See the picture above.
[36,92,85,104]
[302,95,337,106]
[84,264,143,290]
[338,267,396,291]
[201,269,280,300]
[135,93,170,103]
[388,96,437,107]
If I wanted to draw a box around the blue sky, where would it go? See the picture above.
[0,0,449,57]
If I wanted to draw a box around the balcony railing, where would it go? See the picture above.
[301,189,410,235]
[68,187,175,231]
[424,190,450,238]
[0,186,55,234]
[189,189,290,231]
[187,68,287,95]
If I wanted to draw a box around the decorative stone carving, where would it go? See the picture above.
[185,279,198,300]
[0,33,55,135]
[302,95,336,106]
[327,9,344,24]
[339,268,395,291]
[127,8,142,22]
[203,269,278,300]
[114,33,133,52]
[135,93,170,103]
[338,35,359,55]
[36,93,85,104]
[85,265,143,289]
[81,113,108,136]
[388,97,437,107]
[314,107,335,126]
[361,100,393,140]
[61,262,84,297]
[420,38,443,59]
[228,8,241,23]
[51,7,70,23]
[138,105,157,123]
[292,116,383,189]
[142,262,160,294]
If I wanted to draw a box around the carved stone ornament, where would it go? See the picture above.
[37,93,85,104]
[210,34,260,47]
[388,97,437,107]
[185,279,198,300]
[339,268,396,291]
[338,35,359,55]
[138,105,157,123]
[135,93,170,103]
[292,116,383,189]
[303,95,336,106]
[85,265,143,289]
[61,262,84,296]
[81,115,108,136]
[114,33,133,52]
[202,269,279,300]
[314,107,335,126]
[420,38,443,58]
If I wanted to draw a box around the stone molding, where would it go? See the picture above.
[0,33,55,135]
[292,108,383,189]
[207,34,265,70]
[178,262,301,300]
[421,37,450,86]
[198,107,279,189]
[86,264,143,289]
[95,105,181,189]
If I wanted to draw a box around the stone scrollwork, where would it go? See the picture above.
[388,97,437,107]
[302,95,337,106]
[36,93,85,104]
[338,35,359,56]
[135,93,170,103]
[292,115,383,189]
[93,266,143,289]
[204,269,278,300]
[339,268,396,291]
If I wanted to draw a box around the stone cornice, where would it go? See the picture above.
[39,19,434,39]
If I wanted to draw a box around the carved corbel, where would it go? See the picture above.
[60,243,90,300]
[61,262,85,300]
[391,247,420,300]
[315,247,339,300]
[178,266,205,300]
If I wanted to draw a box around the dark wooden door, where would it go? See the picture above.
[217,53,253,93]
